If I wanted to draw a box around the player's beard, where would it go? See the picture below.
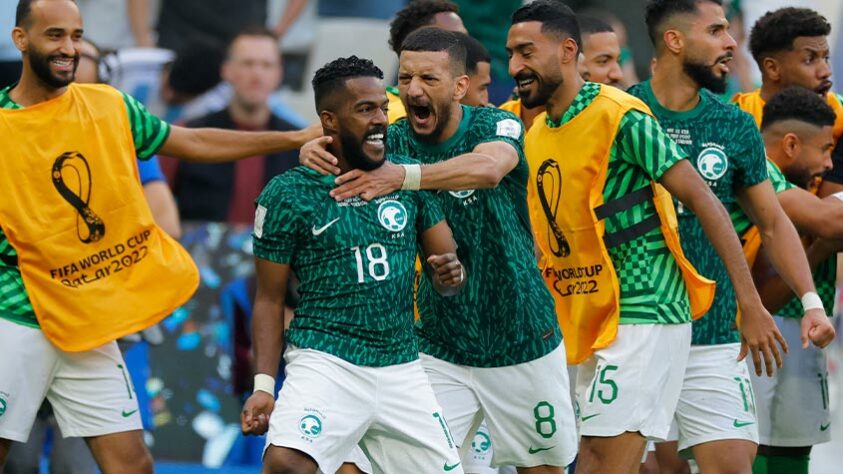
[28,46,78,89]
[683,54,730,94]
[783,164,819,190]
[339,126,386,171]
[516,70,561,109]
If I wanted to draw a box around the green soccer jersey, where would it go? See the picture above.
[546,82,692,325]
[0,86,170,329]
[253,158,444,367]
[388,105,561,367]
[629,80,769,345]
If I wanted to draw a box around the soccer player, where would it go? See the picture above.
[506,2,787,473]
[499,13,623,131]
[744,88,841,474]
[0,1,316,472]
[300,27,578,474]
[628,1,833,472]
[734,7,843,185]
[386,0,466,123]
[240,55,467,474]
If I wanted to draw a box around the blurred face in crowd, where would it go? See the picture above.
[582,31,623,86]
[463,60,491,106]
[74,39,100,84]
[222,34,282,111]
[676,2,736,93]
[771,36,833,96]
[507,21,565,109]
[398,50,468,143]
[14,0,82,89]
[327,76,388,171]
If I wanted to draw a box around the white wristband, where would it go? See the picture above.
[401,164,421,191]
[831,191,843,202]
[253,373,276,396]
[801,291,824,312]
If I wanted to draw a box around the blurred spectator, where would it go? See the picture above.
[77,0,154,49]
[0,0,21,89]
[453,0,521,105]
[455,32,491,107]
[578,15,624,87]
[163,27,300,225]
[317,0,406,20]
[159,39,229,123]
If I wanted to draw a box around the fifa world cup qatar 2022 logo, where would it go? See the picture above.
[52,151,106,244]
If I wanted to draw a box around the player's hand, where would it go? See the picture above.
[801,308,836,349]
[241,391,275,436]
[299,135,341,176]
[331,161,404,202]
[737,303,788,377]
[427,253,465,296]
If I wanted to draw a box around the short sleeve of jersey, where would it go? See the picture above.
[767,160,795,194]
[415,190,445,232]
[121,92,171,160]
[615,109,687,181]
[473,108,526,161]
[252,176,302,264]
[732,112,769,189]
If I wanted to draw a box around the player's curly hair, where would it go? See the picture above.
[749,8,831,68]
[644,0,723,47]
[311,56,384,112]
[760,87,836,132]
[511,0,581,53]
[389,0,460,55]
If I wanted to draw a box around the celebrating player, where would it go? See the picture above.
[241,55,467,474]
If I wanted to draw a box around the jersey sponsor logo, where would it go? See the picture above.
[121,408,138,417]
[732,419,754,428]
[299,414,323,438]
[311,217,340,236]
[496,118,522,139]
[448,189,475,199]
[254,205,267,239]
[471,429,492,454]
[697,147,729,181]
[528,445,555,454]
[52,151,106,243]
[377,200,408,232]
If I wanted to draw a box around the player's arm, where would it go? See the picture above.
[242,258,289,436]
[159,123,319,164]
[323,140,518,201]
[419,221,465,296]
[777,188,843,239]
[736,181,834,349]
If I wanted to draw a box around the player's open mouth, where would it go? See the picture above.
[410,105,433,126]
[364,132,384,147]
[516,75,537,94]
[816,81,833,95]
[716,57,732,74]
[50,56,75,73]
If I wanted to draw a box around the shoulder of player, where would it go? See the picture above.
[259,168,323,203]
[469,106,524,142]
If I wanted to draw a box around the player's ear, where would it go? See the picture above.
[762,57,780,82]
[319,110,338,134]
[453,74,469,102]
[12,27,27,53]
[782,132,800,161]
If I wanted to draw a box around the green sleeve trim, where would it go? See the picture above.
[122,92,171,159]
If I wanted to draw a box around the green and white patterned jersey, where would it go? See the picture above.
[548,82,692,325]
[0,86,170,330]
[253,158,444,367]
[388,105,561,367]
[629,80,769,346]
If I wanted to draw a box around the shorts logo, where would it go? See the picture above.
[298,414,323,438]
[448,190,475,199]
[471,430,491,454]
[377,200,407,232]
[0,396,6,417]
[697,147,728,181]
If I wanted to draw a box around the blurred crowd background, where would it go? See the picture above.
[1,0,842,472]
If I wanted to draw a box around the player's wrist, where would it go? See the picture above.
[253,373,275,396]
[401,164,421,191]
[800,291,824,313]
